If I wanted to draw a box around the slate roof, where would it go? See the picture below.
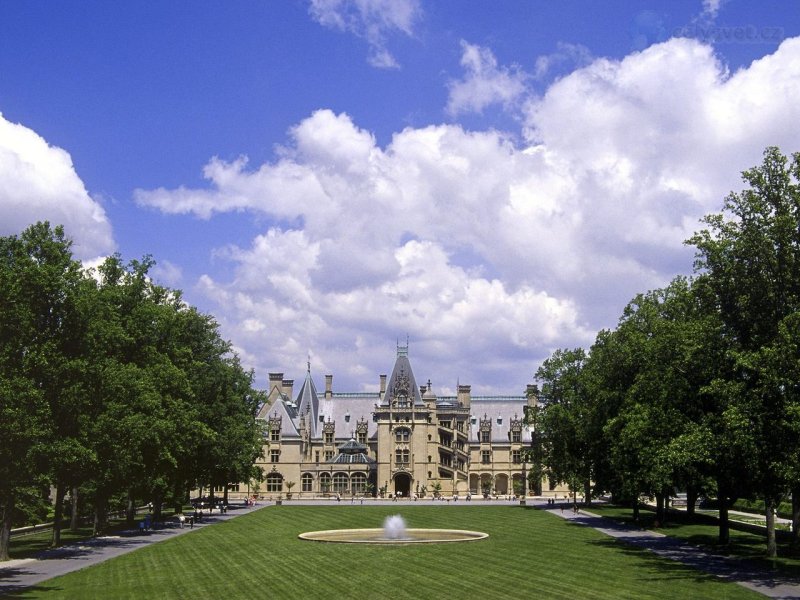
[263,346,532,445]
[319,394,379,440]
[467,398,532,444]
[295,368,321,437]
[328,438,376,465]
[379,345,423,407]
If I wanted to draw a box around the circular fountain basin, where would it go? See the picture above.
[298,528,488,544]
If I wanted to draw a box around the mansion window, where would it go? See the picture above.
[324,431,334,444]
[333,472,348,493]
[480,430,490,443]
[213,485,225,492]
[320,473,332,492]
[512,450,521,464]
[481,450,491,464]
[302,473,313,492]
[440,420,451,429]
[357,430,367,444]
[351,472,367,494]
[228,483,240,492]
[271,428,281,442]
[395,448,410,464]
[395,428,410,443]
[511,430,521,443]
[324,450,335,461]
[266,473,283,492]
[270,449,280,463]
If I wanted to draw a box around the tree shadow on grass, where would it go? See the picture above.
[0,577,66,598]
[570,520,800,595]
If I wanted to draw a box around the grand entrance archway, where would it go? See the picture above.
[394,472,412,498]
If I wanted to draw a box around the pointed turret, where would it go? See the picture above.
[295,362,321,438]
[380,341,423,407]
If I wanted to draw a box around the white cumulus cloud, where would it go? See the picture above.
[446,41,530,116]
[308,0,420,69]
[0,113,115,261]
[137,36,800,393]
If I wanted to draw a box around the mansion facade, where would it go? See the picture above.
[237,344,566,500]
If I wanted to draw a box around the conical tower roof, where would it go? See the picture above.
[380,342,423,407]
[295,361,320,437]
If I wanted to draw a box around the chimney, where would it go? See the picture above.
[283,379,294,401]
[457,384,471,409]
[526,384,539,408]
[268,372,284,399]
[325,374,333,400]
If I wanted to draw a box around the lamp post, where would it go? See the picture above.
[520,458,527,506]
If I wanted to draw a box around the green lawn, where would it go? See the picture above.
[8,509,185,561]
[12,505,762,599]
[586,504,800,577]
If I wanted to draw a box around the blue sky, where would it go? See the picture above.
[2,1,800,394]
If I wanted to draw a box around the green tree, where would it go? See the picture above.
[689,147,800,556]
[0,223,88,558]
[534,348,592,502]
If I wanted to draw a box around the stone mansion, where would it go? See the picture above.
[236,344,565,500]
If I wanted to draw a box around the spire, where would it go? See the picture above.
[397,336,409,357]
[296,365,321,438]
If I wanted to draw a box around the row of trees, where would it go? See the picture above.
[530,147,800,558]
[0,223,265,560]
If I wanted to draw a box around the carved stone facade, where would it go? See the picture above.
[229,344,568,500]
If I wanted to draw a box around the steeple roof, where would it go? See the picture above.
[295,362,320,437]
[380,342,423,406]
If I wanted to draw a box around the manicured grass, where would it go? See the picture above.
[9,509,185,561]
[14,505,761,599]
[586,504,800,576]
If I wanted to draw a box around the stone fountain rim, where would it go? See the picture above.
[298,528,489,544]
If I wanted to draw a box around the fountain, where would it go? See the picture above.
[298,514,488,544]
[382,515,407,540]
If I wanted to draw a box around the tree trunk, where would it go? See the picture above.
[584,479,592,506]
[655,493,665,526]
[174,481,185,514]
[0,495,14,561]
[686,486,698,517]
[766,495,778,558]
[152,491,163,527]
[50,483,66,548]
[69,486,79,532]
[632,497,640,523]
[125,492,135,526]
[791,487,800,548]
[93,492,107,537]
[224,485,229,506]
[718,496,730,546]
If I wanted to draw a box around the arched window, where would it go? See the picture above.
[333,472,349,493]
[320,472,332,493]
[301,473,314,492]
[266,473,283,492]
[351,472,367,494]
[395,427,410,443]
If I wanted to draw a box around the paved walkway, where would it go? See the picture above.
[0,503,265,596]
[549,505,800,600]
